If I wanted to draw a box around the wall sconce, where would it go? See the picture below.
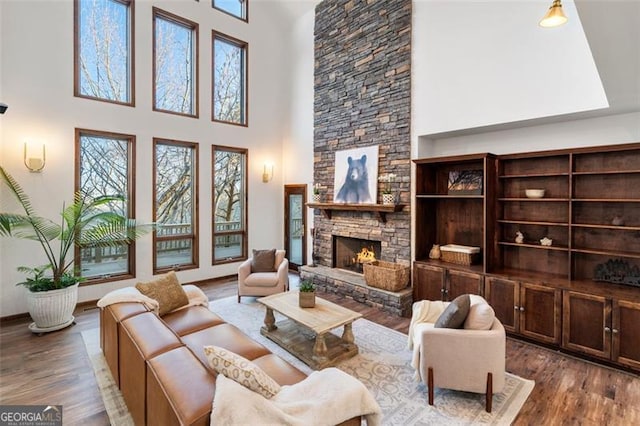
[539,0,568,28]
[262,163,274,183]
[24,143,46,172]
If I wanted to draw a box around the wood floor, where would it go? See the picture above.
[1,276,638,425]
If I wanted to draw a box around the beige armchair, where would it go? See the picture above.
[237,249,289,302]
[411,296,506,412]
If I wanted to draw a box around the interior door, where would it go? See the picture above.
[284,185,306,270]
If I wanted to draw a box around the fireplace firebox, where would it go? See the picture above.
[332,236,382,273]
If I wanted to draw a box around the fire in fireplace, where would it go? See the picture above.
[333,236,382,273]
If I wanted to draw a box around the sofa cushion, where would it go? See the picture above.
[162,306,225,336]
[434,294,470,329]
[135,271,188,316]
[251,249,276,273]
[204,345,281,399]
[464,302,496,330]
[244,273,280,288]
[182,323,271,370]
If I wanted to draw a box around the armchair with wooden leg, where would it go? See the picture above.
[411,295,506,413]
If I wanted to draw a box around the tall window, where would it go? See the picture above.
[75,0,134,105]
[212,146,247,264]
[76,129,135,282]
[213,0,248,21]
[212,31,248,126]
[154,139,199,272]
[153,9,199,117]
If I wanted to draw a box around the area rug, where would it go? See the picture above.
[82,296,534,425]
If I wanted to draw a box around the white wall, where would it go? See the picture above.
[413,0,608,137]
[418,112,640,158]
[0,0,293,317]
[283,8,316,265]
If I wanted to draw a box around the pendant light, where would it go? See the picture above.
[539,0,568,28]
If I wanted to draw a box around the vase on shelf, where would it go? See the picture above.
[312,193,321,203]
[382,193,395,205]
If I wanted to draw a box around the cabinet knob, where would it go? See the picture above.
[612,328,619,334]
[514,306,519,311]
[604,326,611,333]
[441,288,446,293]
[519,306,525,312]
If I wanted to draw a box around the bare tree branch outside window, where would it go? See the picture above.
[154,10,198,116]
[154,140,198,270]
[212,147,246,263]
[213,33,247,125]
[77,0,131,103]
[77,131,133,279]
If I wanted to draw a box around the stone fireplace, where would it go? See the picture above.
[333,236,381,273]
[301,0,413,317]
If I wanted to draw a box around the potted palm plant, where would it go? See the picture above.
[0,166,152,333]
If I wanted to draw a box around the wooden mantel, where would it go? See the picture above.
[307,202,405,223]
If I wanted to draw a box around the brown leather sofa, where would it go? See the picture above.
[100,301,361,426]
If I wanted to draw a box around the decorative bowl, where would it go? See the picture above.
[525,189,545,199]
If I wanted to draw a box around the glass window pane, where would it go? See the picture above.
[154,12,197,115]
[213,35,246,124]
[213,0,246,20]
[212,146,246,264]
[78,0,131,102]
[78,132,132,278]
[213,234,243,261]
[154,140,197,270]
[156,239,193,269]
[213,150,244,226]
[289,194,303,265]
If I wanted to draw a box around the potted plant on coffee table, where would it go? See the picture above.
[298,279,316,308]
[0,166,152,334]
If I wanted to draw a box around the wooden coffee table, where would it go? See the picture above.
[258,292,363,369]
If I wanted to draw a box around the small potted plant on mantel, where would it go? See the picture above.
[379,173,396,205]
[312,183,322,203]
[298,279,316,308]
[0,166,152,334]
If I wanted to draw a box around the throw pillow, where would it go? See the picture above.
[252,249,276,273]
[434,294,470,329]
[135,271,189,316]
[464,302,496,330]
[203,345,281,399]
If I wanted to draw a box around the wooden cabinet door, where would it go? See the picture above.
[562,291,610,359]
[413,263,445,302]
[519,282,561,344]
[446,270,483,301]
[485,277,518,333]
[612,299,640,370]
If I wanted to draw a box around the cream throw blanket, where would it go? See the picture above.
[210,368,382,426]
[96,284,209,314]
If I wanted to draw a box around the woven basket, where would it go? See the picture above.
[363,260,409,292]
[440,244,481,266]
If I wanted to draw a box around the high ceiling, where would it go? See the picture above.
[274,0,639,125]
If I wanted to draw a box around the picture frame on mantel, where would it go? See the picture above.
[447,170,483,195]
[333,145,378,204]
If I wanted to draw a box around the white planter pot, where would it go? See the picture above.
[27,283,79,333]
[312,193,321,203]
[382,193,395,205]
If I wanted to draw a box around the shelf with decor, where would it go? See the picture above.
[306,202,404,223]
[413,153,497,303]
[413,144,640,371]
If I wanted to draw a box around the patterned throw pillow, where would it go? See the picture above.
[203,345,281,399]
[434,294,471,329]
[135,271,189,316]
[251,249,276,273]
